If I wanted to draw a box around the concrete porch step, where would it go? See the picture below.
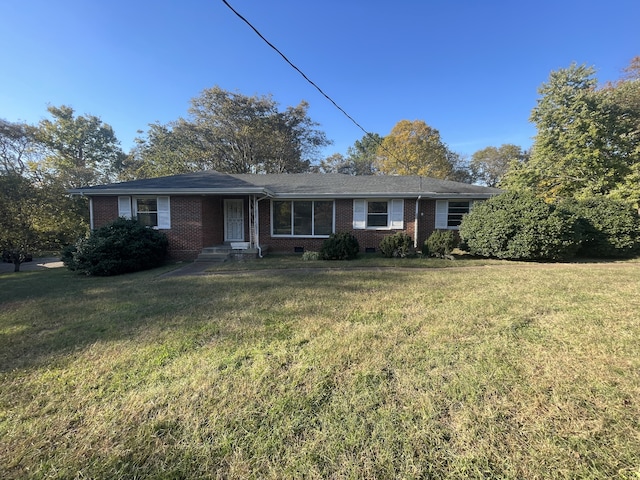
[195,244,263,263]
[194,252,230,263]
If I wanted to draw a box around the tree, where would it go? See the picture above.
[0,174,42,272]
[470,144,528,187]
[317,153,352,174]
[376,120,454,178]
[446,150,475,183]
[36,105,126,188]
[0,120,40,176]
[502,61,640,203]
[126,86,330,177]
[318,133,383,175]
[346,133,382,175]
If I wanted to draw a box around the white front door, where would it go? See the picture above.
[224,199,245,242]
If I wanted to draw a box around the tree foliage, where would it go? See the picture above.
[0,120,40,176]
[347,133,382,175]
[558,197,640,258]
[0,174,44,271]
[319,133,382,175]
[125,86,330,178]
[36,105,126,188]
[376,120,454,178]
[470,144,528,187]
[502,59,640,205]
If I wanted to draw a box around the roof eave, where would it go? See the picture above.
[68,187,272,196]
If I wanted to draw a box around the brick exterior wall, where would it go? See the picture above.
[91,195,442,260]
[91,195,225,261]
[92,196,119,229]
[257,198,430,254]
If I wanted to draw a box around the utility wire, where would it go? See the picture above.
[221,0,376,143]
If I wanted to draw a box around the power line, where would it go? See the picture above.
[221,0,375,142]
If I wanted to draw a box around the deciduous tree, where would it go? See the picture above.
[376,120,453,178]
[470,144,528,187]
[126,87,329,177]
[0,120,40,176]
[36,105,126,188]
[0,174,42,272]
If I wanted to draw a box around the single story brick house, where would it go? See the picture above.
[69,171,501,260]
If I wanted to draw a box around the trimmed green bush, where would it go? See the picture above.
[301,251,320,261]
[559,197,640,258]
[320,232,359,260]
[63,218,169,276]
[424,230,458,258]
[459,191,582,261]
[379,232,414,258]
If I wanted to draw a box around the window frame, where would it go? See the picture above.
[271,199,335,238]
[118,195,171,229]
[353,199,404,230]
[435,199,473,230]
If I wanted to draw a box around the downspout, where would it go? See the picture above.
[254,194,270,258]
[88,196,94,230]
[414,195,422,249]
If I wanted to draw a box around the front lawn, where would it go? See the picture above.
[1,261,639,479]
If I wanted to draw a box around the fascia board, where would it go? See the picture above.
[68,187,272,196]
[270,192,498,199]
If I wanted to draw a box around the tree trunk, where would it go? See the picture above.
[13,258,21,272]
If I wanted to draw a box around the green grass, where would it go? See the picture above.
[204,251,522,271]
[1,260,640,479]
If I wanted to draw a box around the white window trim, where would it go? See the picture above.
[271,199,335,238]
[435,199,473,230]
[353,199,404,230]
[118,195,171,229]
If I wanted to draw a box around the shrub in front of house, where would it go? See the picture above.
[301,251,320,261]
[63,218,169,276]
[320,232,359,260]
[459,191,582,261]
[423,230,458,258]
[379,232,414,258]
[558,197,640,258]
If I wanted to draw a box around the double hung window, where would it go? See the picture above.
[118,196,171,229]
[353,199,404,229]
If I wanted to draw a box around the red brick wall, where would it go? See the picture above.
[257,198,428,253]
[418,199,437,249]
[163,196,205,260]
[92,197,119,229]
[202,197,224,247]
[91,195,221,261]
[91,195,440,259]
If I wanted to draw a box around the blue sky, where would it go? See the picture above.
[1,0,638,161]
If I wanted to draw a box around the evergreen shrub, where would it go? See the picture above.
[63,218,169,276]
[424,230,458,258]
[320,232,359,260]
[379,232,414,258]
[559,197,640,258]
[459,191,582,261]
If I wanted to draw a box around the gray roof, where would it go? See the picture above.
[69,171,501,199]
